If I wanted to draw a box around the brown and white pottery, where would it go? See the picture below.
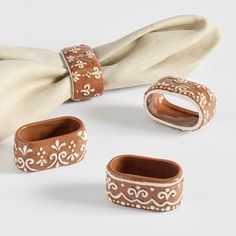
[106,155,184,212]
[61,44,104,101]
[14,116,87,172]
[144,77,216,131]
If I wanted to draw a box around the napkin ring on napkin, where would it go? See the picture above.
[106,154,184,212]
[144,77,216,131]
[61,45,104,101]
[14,116,87,172]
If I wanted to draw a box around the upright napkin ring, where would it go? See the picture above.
[14,116,87,172]
[144,77,216,131]
[61,44,104,101]
[106,155,184,212]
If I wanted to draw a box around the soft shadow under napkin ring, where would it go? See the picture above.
[14,116,87,172]
[144,77,216,131]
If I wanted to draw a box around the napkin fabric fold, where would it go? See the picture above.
[0,15,220,140]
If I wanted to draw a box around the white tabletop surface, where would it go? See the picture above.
[0,0,235,235]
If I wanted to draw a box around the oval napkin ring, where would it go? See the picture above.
[106,155,184,212]
[14,116,87,172]
[61,44,104,101]
[144,77,216,131]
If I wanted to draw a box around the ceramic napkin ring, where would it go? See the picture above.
[106,155,183,212]
[14,116,87,172]
[144,77,216,131]
[61,44,105,101]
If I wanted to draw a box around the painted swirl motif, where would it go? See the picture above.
[14,130,87,172]
[106,177,118,191]
[127,187,149,198]
[157,188,177,200]
[106,171,184,212]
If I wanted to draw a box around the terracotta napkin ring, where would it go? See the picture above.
[61,44,104,101]
[106,155,184,212]
[14,116,87,172]
[144,77,216,131]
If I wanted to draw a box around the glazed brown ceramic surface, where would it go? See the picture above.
[61,45,104,101]
[14,116,87,172]
[106,155,184,212]
[144,77,216,131]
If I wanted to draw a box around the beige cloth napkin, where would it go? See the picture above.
[0,15,220,141]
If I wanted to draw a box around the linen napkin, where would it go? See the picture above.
[0,15,220,141]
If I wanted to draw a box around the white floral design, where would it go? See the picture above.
[146,77,216,130]
[66,140,79,161]
[107,177,118,190]
[106,171,183,212]
[61,45,104,101]
[203,109,210,122]
[80,84,95,96]
[74,60,87,69]
[77,130,87,141]
[175,85,194,96]
[15,128,87,172]
[196,92,207,107]
[66,55,75,62]
[90,67,102,79]
[207,89,215,100]
[16,157,37,172]
[47,140,68,168]
[15,145,36,172]
[69,47,81,54]
[157,188,177,200]
[85,50,95,58]
[18,145,33,156]
[127,186,149,198]
[36,147,47,167]
[173,78,188,83]
[156,81,169,87]
[71,71,81,82]
[80,144,86,153]
[51,140,66,150]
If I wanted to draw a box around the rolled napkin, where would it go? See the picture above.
[0,15,220,141]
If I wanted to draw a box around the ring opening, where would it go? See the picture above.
[110,156,180,180]
[18,117,81,142]
[146,93,199,127]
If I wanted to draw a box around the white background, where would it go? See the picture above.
[0,0,235,235]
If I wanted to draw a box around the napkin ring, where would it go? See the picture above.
[144,77,216,131]
[61,44,104,101]
[106,155,184,212]
[14,116,87,172]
